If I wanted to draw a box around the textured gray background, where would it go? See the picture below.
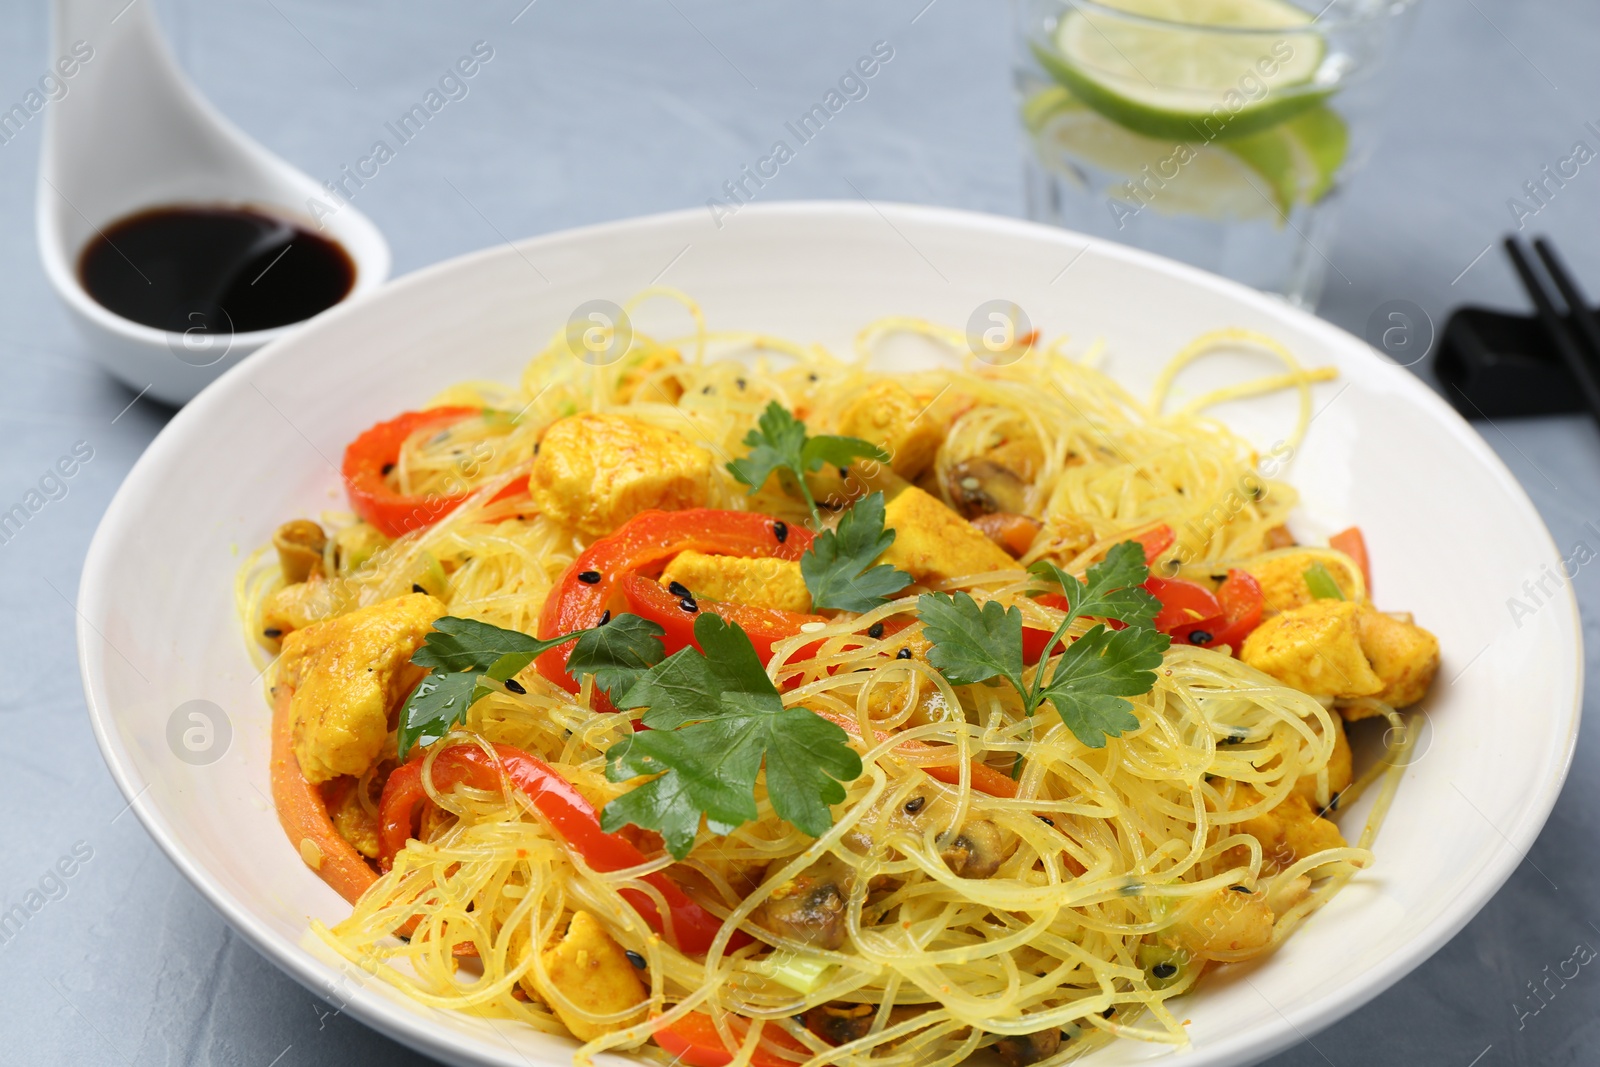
[2,0,1597,1064]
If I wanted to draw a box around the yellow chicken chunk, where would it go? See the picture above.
[878,486,1017,584]
[1291,713,1352,806]
[659,550,812,612]
[1355,605,1440,709]
[531,911,647,1043]
[1169,885,1275,960]
[1232,786,1346,875]
[836,381,945,479]
[530,413,711,536]
[1240,600,1383,699]
[277,593,446,784]
[1245,551,1360,614]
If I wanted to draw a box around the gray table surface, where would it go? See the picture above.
[4,0,1598,1063]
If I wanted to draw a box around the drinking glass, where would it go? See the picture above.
[1015,0,1421,308]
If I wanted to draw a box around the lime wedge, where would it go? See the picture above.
[1026,90,1277,222]
[1034,0,1330,142]
[1282,104,1348,202]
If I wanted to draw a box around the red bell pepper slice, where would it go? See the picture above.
[1329,526,1370,593]
[1146,576,1223,643]
[621,572,828,664]
[377,742,742,955]
[1205,569,1265,649]
[270,685,379,904]
[652,1011,811,1067]
[536,509,813,692]
[1131,524,1175,563]
[342,407,482,538]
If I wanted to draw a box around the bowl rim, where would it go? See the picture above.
[76,198,1584,1067]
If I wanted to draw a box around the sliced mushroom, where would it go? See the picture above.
[804,1002,875,1046]
[753,854,853,950]
[273,519,328,584]
[940,819,1013,879]
[993,1028,1062,1067]
[946,458,1031,518]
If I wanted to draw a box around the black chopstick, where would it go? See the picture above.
[1503,236,1600,433]
[1532,238,1600,383]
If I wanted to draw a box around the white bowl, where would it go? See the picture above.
[77,202,1582,1067]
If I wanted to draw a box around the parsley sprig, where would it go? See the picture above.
[917,541,1170,774]
[726,401,887,525]
[800,491,912,612]
[399,614,665,757]
[601,613,863,858]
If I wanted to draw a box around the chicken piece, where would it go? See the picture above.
[529,413,711,536]
[877,487,1017,584]
[1245,551,1361,614]
[526,911,647,1043]
[1168,884,1275,960]
[836,380,945,479]
[1030,512,1097,566]
[1355,605,1439,708]
[277,593,446,783]
[1290,714,1352,806]
[659,550,812,613]
[1232,785,1346,875]
[261,578,343,643]
[754,854,854,950]
[322,775,380,858]
[615,347,684,405]
[1240,600,1383,699]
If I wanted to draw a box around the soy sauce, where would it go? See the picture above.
[78,205,355,334]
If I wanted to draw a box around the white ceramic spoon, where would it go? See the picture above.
[37,0,391,406]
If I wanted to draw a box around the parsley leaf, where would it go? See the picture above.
[917,591,1026,691]
[601,613,862,859]
[917,539,1171,767]
[1037,623,1166,749]
[565,614,666,700]
[1028,541,1160,628]
[726,401,887,524]
[801,492,912,612]
[398,614,666,758]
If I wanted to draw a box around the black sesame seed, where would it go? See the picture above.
[625,950,647,969]
[903,796,926,815]
[838,466,849,479]
[680,597,698,613]
[773,520,788,543]
[1151,962,1178,979]
[504,679,526,694]
[1038,815,1054,826]
[412,583,426,594]
[598,610,612,626]
[736,377,747,390]
[578,570,602,585]
[1210,573,1229,583]
[262,628,282,639]
[668,581,692,599]
[533,443,540,455]
[867,622,885,639]
[1188,630,1213,645]
[381,462,395,476]
[896,647,912,659]
[808,373,819,382]
[1327,790,1343,812]
[1101,1007,1116,1019]
[1229,884,1251,893]
[702,385,714,395]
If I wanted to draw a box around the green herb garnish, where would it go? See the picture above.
[800,491,912,612]
[399,614,665,757]
[918,540,1169,775]
[1303,562,1345,600]
[601,613,863,859]
[726,401,887,525]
